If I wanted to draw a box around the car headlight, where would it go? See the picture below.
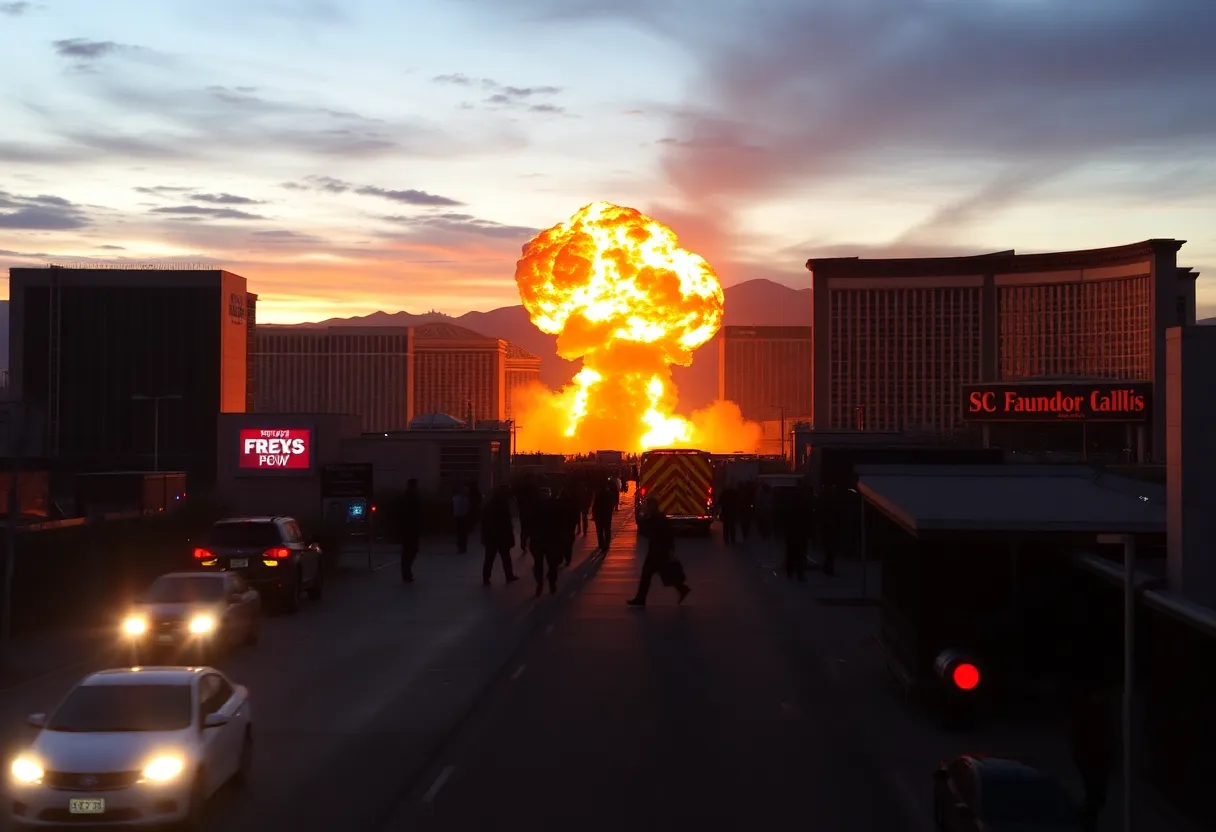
[122,616,148,636]
[188,615,215,634]
[142,755,184,782]
[11,757,43,784]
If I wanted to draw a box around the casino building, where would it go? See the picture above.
[805,240,1198,462]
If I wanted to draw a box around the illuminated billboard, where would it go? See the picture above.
[962,382,1151,423]
[238,428,312,470]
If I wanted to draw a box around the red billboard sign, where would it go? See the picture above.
[238,428,312,470]
[962,382,1151,422]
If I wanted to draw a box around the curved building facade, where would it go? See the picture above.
[806,240,1197,461]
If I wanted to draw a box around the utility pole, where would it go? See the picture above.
[771,404,787,458]
[131,394,182,472]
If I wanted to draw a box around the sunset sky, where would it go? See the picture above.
[2,0,1214,324]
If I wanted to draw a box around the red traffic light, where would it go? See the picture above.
[952,663,981,691]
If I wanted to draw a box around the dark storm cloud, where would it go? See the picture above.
[0,190,90,229]
[285,175,464,206]
[0,2,31,15]
[149,205,266,220]
[190,192,263,205]
[381,212,538,241]
[433,73,564,114]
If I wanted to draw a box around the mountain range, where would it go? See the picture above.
[279,279,813,412]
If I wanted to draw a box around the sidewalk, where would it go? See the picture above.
[742,538,1202,832]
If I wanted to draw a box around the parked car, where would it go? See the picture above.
[934,755,1082,830]
[192,516,324,613]
[10,667,252,828]
[120,572,261,664]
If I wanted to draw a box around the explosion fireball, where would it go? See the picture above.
[513,202,762,454]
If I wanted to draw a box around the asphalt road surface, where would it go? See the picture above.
[0,517,623,832]
[383,516,924,832]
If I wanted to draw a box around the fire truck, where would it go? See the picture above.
[634,448,714,533]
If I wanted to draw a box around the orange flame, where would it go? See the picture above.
[513,202,762,453]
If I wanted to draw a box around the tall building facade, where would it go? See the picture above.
[718,326,813,423]
[7,266,251,481]
[505,343,541,422]
[806,240,1196,460]
[253,326,414,432]
[413,322,506,423]
[245,292,258,414]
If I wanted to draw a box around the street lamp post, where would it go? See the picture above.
[772,405,788,458]
[131,394,182,472]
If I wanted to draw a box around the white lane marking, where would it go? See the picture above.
[422,765,455,803]
[372,557,400,572]
[545,624,554,636]
[511,664,526,681]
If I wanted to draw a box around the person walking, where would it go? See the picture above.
[529,489,562,597]
[717,485,740,545]
[592,478,616,550]
[555,486,580,566]
[480,486,519,586]
[399,478,421,583]
[627,497,690,607]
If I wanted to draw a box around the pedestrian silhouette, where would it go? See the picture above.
[480,486,519,586]
[628,497,690,607]
[399,478,421,583]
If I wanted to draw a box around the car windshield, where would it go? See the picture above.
[48,684,193,732]
[143,576,225,604]
[980,771,1078,823]
[206,522,280,547]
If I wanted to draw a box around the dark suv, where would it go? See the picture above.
[193,517,324,612]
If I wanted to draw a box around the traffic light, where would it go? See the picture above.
[933,649,982,730]
[935,648,982,692]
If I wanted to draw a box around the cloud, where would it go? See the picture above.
[134,186,193,195]
[381,212,538,241]
[0,2,30,15]
[0,190,90,229]
[285,175,463,206]
[149,205,266,220]
[479,0,1216,249]
[433,72,565,114]
[97,244,125,250]
[190,192,263,205]
[17,83,477,165]
[251,229,324,244]
[52,39,123,60]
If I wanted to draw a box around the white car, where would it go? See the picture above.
[8,667,253,828]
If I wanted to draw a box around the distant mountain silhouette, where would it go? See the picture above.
[1199,317,1215,326]
[281,279,812,412]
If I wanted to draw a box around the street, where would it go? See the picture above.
[0,523,615,832]
[383,515,923,831]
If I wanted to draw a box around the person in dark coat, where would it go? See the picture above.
[528,490,562,597]
[574,480,592,536]
[399,479,421,583]
[1070,688,1119,832]
[717,485,740,545]
[627,497,690,607]
[738,481,755,539]
[515,477,536,555]
[555,486,580,566]
[781,485,813,582]
[480,486,519,586]
[592,479,616,550]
